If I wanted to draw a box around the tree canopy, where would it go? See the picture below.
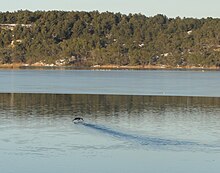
[0,10,220,67]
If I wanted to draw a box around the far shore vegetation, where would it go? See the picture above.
[0,10,220,69]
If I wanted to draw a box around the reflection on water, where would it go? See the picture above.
[0,93,220,173]
[1,93,220,115]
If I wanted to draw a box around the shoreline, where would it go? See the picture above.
[0,63,219,71]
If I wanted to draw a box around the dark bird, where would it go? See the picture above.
[72,117,84,124]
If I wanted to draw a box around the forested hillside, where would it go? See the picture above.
[0,10,220,68]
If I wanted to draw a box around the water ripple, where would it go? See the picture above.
[80,122,220,152]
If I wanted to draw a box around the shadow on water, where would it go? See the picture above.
[79,122,220,152]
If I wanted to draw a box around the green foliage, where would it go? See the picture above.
[0,10,220,67]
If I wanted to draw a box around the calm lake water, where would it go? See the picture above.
[0,70,220,173]
[0,69,220,96]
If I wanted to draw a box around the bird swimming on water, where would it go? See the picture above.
[72,117,84,124]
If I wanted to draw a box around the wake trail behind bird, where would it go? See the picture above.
[81,122,199,147]
[76,122,220,152]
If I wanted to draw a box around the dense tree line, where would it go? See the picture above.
[0,10,220,67]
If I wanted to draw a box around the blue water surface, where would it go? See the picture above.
[0,69,220,96]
